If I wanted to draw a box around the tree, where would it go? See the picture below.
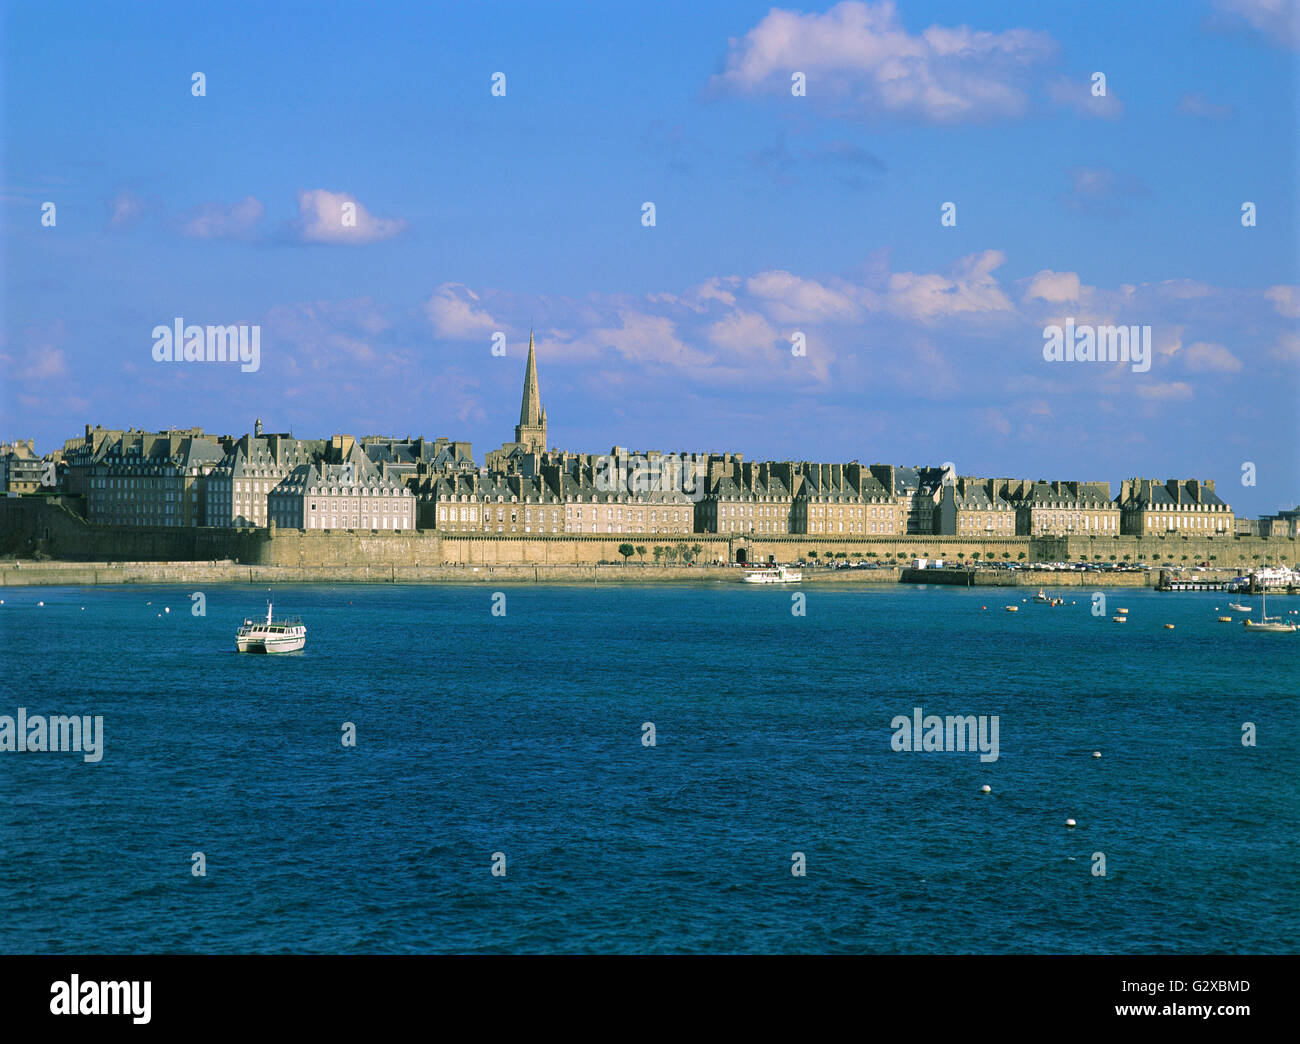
[665,545,679,564]
[1018,551,1027,560]
[653,546,664,564]
[808,550,819,559]
[971,552,981,562]
[618,543,635,564]
[691,543,703,563]
[636,545,647,564]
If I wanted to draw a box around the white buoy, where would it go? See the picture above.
[164,607,170,613]
[1092,751,1101,758]
[37,601,44,607]
[1065,818,1077,827]
[980,785,991,793]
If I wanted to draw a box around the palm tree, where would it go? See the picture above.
[691,543,703,563]
[653,546,664,564]
[636,545,647,564]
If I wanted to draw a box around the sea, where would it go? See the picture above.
[1,582,1296,954]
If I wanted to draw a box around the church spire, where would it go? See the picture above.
[519,329,542,427]
[514,330,547,453]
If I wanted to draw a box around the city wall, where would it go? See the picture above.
[1,498,1294,573]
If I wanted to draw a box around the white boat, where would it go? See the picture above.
[743,565,803,584]
[236,601,307,652]
[1243,588,1297,633]
[1228,602,1251,612]
[1033,589,1050,602]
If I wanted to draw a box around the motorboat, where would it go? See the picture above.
[236,601,307,653]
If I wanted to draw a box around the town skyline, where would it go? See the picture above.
[3,1,1297,516]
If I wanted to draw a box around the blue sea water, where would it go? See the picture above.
[1,581,1296,954]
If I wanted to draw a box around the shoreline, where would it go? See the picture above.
[0,559,1202,589]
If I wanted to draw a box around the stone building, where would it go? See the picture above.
[423,463,694,535]
[203,421,325,528]
[1256,507,1297,538]
[935,478,1017,537]
[1116,478,1234,535]
[996,479,1120,536]
[1,439,46,494]
[268,454,414,531]
[87,430,225,526]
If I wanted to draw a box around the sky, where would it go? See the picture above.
[1,0,1297,515]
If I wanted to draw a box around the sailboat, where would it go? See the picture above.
[1243,587,1296,633]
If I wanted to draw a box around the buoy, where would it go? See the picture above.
[1117,608,1128,614]
[1217,616,1232,622]
[980,785,991,793]
[1164,623,1174,629]
[981,605,987,610]
[1112,615,1126,622]
[1091,751,1101,758]
[1066,818,1077,828]
[164,607,170,613]
[37,601,44,607]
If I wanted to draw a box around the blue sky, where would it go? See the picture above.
[2,0,1297,514]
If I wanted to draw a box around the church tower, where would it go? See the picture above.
[514,331,547,453]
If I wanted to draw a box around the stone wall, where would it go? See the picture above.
[3,497,1294,571]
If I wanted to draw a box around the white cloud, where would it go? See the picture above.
[108,190,145,230]
[179,196,265,239]
[292,189,405,244]
[1212,0,1300,50]
[1024,269,1081,304]
[1136,382,1194,401]
[707,310,781,356]
[877,250,1014,322]
[1264,284,1300,317]
[1176,91,1233,119]
[425,283,500,339]
[1182,341,1243,373]
[710,0,1057,123]
[747,270,859,323]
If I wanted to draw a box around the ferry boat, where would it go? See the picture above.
[742,565,803,585]
[1243,588,1297,633]
[236,601,307,653]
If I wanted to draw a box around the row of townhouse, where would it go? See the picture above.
[935,479,1116,537]
[699,458,903,536]
[933,476,1233,537]
[420,461,695,535]
[84,429,226,526]
[1115,478,1235,535]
